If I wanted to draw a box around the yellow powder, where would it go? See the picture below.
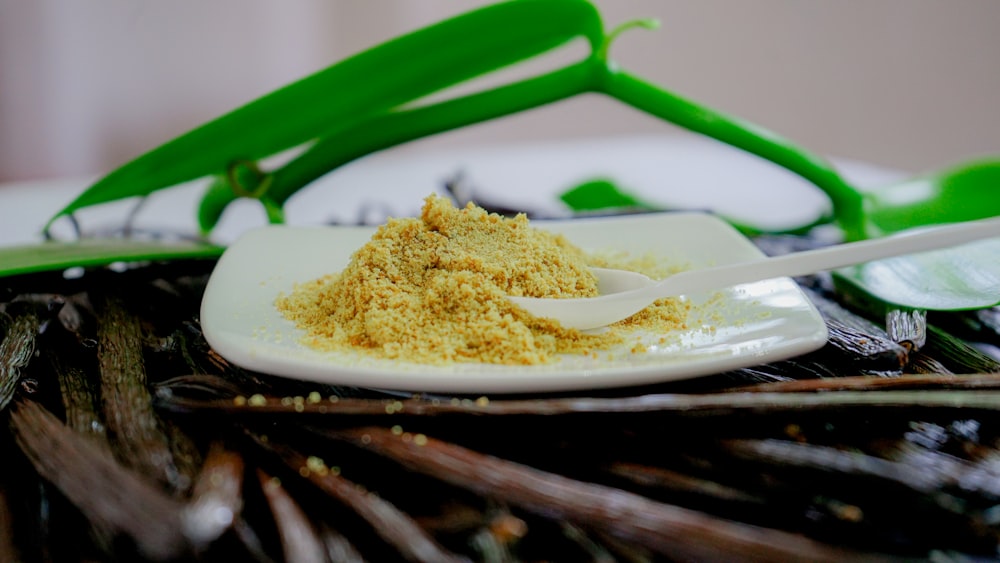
[276,195,688,365]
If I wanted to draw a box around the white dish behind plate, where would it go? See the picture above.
[200,212,827,393]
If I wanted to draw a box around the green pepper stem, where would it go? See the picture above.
[596,68,867,240]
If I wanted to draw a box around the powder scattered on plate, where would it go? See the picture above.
[276,195,687,365]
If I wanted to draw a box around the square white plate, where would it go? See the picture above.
[200,212,827,393]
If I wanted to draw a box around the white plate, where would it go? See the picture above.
[200,213,827,394]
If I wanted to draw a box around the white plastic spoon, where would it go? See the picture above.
[509,216,1000,330]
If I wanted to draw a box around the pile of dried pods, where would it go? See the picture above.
[2,247,1000,562]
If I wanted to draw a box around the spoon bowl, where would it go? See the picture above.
[510,216,1000,330]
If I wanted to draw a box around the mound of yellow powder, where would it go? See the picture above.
[276,195,687,365]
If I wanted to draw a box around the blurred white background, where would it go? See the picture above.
[1,0,998,184]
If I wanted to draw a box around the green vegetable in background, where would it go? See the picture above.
[558,179,659,213]
[45,0,869,240]
[0,240,224,278]
[25,0,1000,312]
[834,238,1000,312]
[45,0,605,232]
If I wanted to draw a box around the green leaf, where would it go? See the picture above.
[246,59,602,221]
[0,240,224,278]
[863,160,1000,235]
[833,238,1000,311]
[46,0,604,231]
[197,176,235,235]
[559,178,660,211]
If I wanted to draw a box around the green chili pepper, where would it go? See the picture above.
[46,0,604,233]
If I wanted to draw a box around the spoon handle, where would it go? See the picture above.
[658,216,1000,298]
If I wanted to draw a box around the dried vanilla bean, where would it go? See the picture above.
[891,442,1000,500]
[161,388,1000,419]
[10,400,191,560]
[736,373,1000,393]
[0,306,39,413]
[92,292,191,492]
[257,469,330,563]
[183,444,244,548]
[329,427,879,562]
[820,319,908,373]
[886,309,927,351]
[43,326,106,442]
[607,462,764,504]
[724,360,838,384]
[923,325,1000,374]
[161,321,273,392]
[252,435,468,563]
[154,373,247,401]
[719,438,1000,551]
[906,353,954,375]
[9,231,1000,560]
[318,522,367,563]
[722,438,997,497]
[805,288,909,372]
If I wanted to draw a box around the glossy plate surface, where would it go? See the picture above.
[200,212,827,393]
